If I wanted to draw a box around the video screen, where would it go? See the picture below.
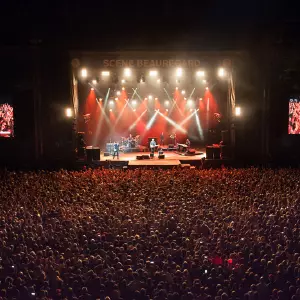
[0,96,14,138]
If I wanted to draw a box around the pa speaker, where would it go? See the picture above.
[136,155,143,160]
[86,148,93,162]
[92,147,100,160]
[142,155,150,159]
[206,146,214,159]
[158,154,165,159]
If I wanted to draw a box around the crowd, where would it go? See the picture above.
[0,168,300,300]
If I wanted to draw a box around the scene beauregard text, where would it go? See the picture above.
[103,59,201,68]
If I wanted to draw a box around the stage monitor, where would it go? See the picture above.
[0,95,14,138]
[289,98,300,134]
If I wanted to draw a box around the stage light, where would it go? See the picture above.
[144,97,148,100]
[202,79,207,84]
[181,90,186,95]
[115,97,118,101]
[100,98,103,101]
[184,97,187,100]
[190,108,193,112]
[157,78,161,83]
[166,109,169,112]
[218,67,226,77]
[176,68,183,77]
[92,79,97,85]
[91,87,94,91]
[109,108,112,112]
[165,100,170,107]
[205,87,209,90]
[199,98,203,101]
[196,70,205,77]
[133,108,136,112]
[132,100,137,105]
[81,68,87,78]
[65,108,73,118]
[109,100,114,105]
[176,87,178,90]
[155,97,158,101]
[116,91,121,96]
[149,70,158,77]
[122,87,125,91]
[101,71,110,77]
[187,99,194,107]
[148,95,153,100]
[124,68,131,77]
[235,106,241,116]
[121,79,125,84]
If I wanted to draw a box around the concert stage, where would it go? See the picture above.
[95,149,206,169]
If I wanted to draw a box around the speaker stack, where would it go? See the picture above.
[86,147,101,162]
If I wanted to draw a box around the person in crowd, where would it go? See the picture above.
[0,168,299,299]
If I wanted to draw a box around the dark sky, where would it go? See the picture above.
[0,0,298,49]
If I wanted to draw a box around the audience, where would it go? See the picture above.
[0,168,299,300]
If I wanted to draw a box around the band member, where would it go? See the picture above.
[113,141,120,159]
[160,132,164,145]
[186,138,191,151]
[150,138,156,154]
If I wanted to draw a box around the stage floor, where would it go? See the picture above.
[100,149,206,165]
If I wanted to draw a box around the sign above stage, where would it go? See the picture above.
[102,59,201,68]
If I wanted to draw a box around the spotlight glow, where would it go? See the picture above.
[166,109,169,112]
[149,70,158,77]
[155,98,158,101]
[109,100,114,105]
[165,100,170,107]
[205,87,209,90]
[157,78,161,83]
[176,68,183,77]
[187,99,194,107]
[115,97,118,101]
[65,108,73,118]
[92,79,97,85]
[181,90,186,95]
[109,108,112,112]
[146,110,159,130]
[202,79,207,84]
[100,98,103,101]
[122,87,125,91]
[218,67,226,77]
[121,79,125,84]
[132,100,137,105]
[199,98,203,101]
[101,71,110,77]
[124,68,131,77]
[235,106,241,116]
[196,70,205,77]
[81,68,87,78]
[91,87,94,91]
[190,108,193,112]
[133,109,136,112]
[148,95,153,100]
[176,87,178,90]
[116,91,121,96]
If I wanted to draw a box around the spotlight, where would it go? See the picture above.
[187,99,193,106]
[100,98,103,101]
[196,70,205,77]
[149,70,158,77]
[115,97,118,101]
[202,79,207,84]
[101,71,110,77]
[148,95,153,100]
[218,67,226,77]
[144,98,148,100]
[165,100,169,107]
[133,108,136,112]
[157,78,161,83]
[91,87,94,91]
[132,100,137,105]
[155,98,158,100]
[166,109,169,112]
[122,87,125,91]
[124,68,131,77]
[109,100,114,105]
[235,106,241,116]
[116,91,121,96]
[205,87,209,90]
[109,108,112,112]
[65,108,73,118]
[176,68,183,77]
[81,68,87,78]
[121,79,126,84]
[181,90,186,95]
[92,79,97,85]
[176,87,178,90]
[199,98,203,101]
[184,97,187,100]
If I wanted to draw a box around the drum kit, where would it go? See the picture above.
[120,135,140,149]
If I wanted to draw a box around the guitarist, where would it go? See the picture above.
[150,138,156,154]
[113,141,120,159]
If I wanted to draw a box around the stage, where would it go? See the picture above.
[95,149,206,169]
